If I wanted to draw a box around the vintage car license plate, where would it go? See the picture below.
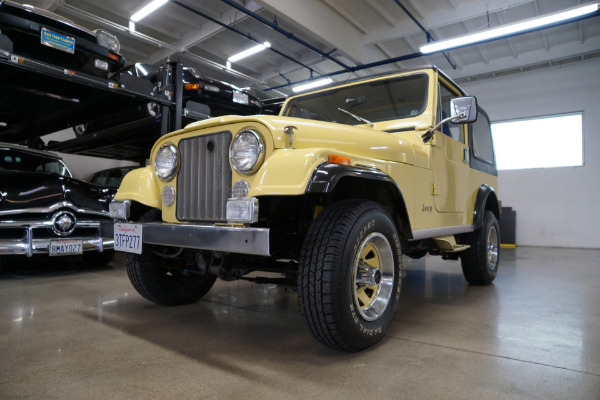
[114,223,143,254]
[233,91,249,105]
[41,27,75,54]
[49,239,83,256]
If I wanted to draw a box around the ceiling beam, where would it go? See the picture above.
[322,0,369,33]
[142,2,262,65]
[365,0,536,45]
[493,13,518,59]
[366,0,396,27]
[254,0,365,64]
[449,36,600,80]
[531,1,550,52]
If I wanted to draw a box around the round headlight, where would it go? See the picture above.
[230,129,264,174]
[154,144,179,181]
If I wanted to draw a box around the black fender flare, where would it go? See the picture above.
[306,163,413,238]
[473,184,501,230]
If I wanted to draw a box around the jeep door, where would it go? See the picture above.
[431,81,470,214]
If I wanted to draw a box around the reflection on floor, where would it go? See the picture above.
[0,247,598,399]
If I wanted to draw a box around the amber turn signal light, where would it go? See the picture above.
[107,52,120,62]
[328,154,351,165]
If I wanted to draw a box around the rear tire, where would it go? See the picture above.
[126,209,216,306]
[298,200,402,352]
[460,210,500,285]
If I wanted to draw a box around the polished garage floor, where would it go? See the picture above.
[0,247,598,399]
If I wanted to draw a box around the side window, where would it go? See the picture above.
[107,169,124,187]
[471,110,495,164]
[438,83,463,142]
[92,172,108,186]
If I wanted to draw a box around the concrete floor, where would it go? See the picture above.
[0,247,598,399]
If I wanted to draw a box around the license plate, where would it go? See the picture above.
[49,239,83,256]
[114,223,143,254]
[233,91,249,105]
[41,27,75,54]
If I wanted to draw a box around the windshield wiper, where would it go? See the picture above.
[337,107,374,127]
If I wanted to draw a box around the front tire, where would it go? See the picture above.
[460,210,500,285]
[298,200,402,352]
[126,209,216,306]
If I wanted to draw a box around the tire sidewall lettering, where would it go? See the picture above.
[342,209,401,339]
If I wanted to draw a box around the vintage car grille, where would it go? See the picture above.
[176,131,232,222]
[0,209,109,238]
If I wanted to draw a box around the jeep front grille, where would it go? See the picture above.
[176,131,232,221]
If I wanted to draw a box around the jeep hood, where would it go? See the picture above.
[179,115,419,163]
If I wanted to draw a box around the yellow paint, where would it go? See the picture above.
[356,242,380,310]
[114,166,161,209]
[116,67,499,237]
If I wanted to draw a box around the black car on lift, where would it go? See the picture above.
[73,63,264,136]
[0,143,116,268]
[0,0,124,78]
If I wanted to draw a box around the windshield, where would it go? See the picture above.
[0,148,72,177]
[283,73,428,125]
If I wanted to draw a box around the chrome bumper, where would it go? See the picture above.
[0,235,114,257]
[101,222,270,256]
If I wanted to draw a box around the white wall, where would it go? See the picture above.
[460,58,600,249]
[42,128,139,181]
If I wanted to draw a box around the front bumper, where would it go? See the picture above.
[0,233,113,257]
[101,222,270,256]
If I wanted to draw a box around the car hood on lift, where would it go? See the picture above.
[0,171,116,213]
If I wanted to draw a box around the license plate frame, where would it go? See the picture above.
[114,223,143,254]
[49,239,83,256]
[41,27,75,54]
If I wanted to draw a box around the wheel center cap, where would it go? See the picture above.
[374,269,382,285]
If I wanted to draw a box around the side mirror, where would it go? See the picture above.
[421,96,479,143]
[450,96,478,124]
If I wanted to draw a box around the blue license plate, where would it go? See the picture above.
[41,27,75,54]
[49,239,83,256]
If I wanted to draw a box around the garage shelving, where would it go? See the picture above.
[0,50,185,161]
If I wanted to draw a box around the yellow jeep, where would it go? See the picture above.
[108,66,501,352]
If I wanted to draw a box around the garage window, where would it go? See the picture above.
[491,113,583,170]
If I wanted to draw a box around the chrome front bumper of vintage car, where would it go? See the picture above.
[0,219,114,257]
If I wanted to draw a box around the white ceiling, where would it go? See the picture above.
[18,0,600,98]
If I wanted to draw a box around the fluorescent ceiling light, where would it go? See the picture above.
[420,2,600,54]
[131,0,169,22]
[136,63,149,75]
[292,78,333,93]
[228,42,271,63]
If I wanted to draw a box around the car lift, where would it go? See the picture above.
[0,47,187,162]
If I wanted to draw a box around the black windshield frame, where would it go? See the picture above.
[283,73,429,126]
